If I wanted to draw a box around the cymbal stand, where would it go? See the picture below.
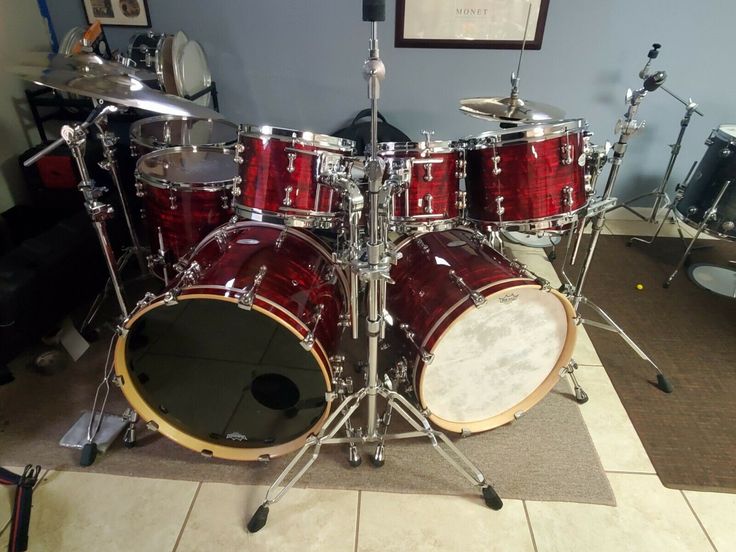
[23,103,129,319]
[560,80,674,396]
[610,44,703,223]
[246,7,502,534]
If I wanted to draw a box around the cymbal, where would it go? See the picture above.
[459,96,565,123]
[9,64,223,119]
[16,52,157,81]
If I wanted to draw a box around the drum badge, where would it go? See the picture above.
[499,293,519,304]
[226,432,248,442]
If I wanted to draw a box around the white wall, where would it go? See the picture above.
[0,0,50,212]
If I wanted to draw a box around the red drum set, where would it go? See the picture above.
[111,112,590,460]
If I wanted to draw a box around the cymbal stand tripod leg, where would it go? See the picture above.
[567,82,674,393]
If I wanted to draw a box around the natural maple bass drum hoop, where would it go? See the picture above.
[387,228,577,434]
[114,221,348,461]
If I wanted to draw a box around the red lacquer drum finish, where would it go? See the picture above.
[136,146,237,268]
[234,125,355,228]
[387,228,577,434]
[376,141,463,232]
[464,119,589,231]
[113,221,348,461]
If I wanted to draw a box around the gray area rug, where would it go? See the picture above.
[0,338,614,506]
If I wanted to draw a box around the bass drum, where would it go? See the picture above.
[676,125,736,240]
[114,222,348,461]
[387,228,577,434]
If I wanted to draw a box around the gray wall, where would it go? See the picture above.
[46,0,735,204]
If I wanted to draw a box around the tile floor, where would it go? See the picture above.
[1,217,732,551]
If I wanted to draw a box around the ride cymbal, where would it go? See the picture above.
[460,96,565,123]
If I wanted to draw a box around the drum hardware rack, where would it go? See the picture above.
[23,100,148,466]
[558,74,675,398]
[609,43,704,224]
[246,3,503,533]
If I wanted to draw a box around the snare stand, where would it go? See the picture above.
[559,79,674,400]
[246,6,502,533]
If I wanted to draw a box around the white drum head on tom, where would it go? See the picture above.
[420,287,572,428]
[719,125,736,140]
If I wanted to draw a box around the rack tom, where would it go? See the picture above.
[375,140,464,233]
[464,119,589,232]
[135,146,238,276]
[130,115,239,157]
[234,125,355,228]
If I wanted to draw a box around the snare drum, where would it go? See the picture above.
[376,141,464,233]
[464,119,589,232]
[234,125,355,228]
[676,125,736,240]
[387,228,576,434]
[130,116,239,157]
[114,221,348,460]
[127,31,175,92]
[135,147,237,273]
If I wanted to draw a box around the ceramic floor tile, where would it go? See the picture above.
[357,491,534,552]
[526,473,714,552]
[569,364,655,473]
[176,482,358,552]
[683,490,736,552]
[3,470,197,552]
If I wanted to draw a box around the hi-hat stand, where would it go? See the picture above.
[246,3,502,534]
[560,74,675,400]
[611,44,704,223]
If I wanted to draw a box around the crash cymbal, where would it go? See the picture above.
[9,64,222,119]
[459,96,565,123]
[16,52,157,81]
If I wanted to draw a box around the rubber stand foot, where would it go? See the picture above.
[482,485,503,510]
[80,442,98,467]
[247,504,269,533]
[656,373,674,393]
[575,389,589,404]
[123,429,136,449]
[663,281,671,288]
[348,457,362,468]
[547,250,557,261]
[370,457,385,468]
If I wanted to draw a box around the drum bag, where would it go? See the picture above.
[0,465,40,552]
[332,109,412,154]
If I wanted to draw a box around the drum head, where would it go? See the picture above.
[131,116,238,150]
[137,147,237,187]
[118,297,329,458]
[419,286,574,431]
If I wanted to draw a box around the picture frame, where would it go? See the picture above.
[395,0,549,50]
[81,0,151,28]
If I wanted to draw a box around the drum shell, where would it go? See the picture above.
[676,128,736,240]
[465,121,587,229]
[234,128,354,227]
[381,146,462,231]
[113,222,348,460]
[387,228,576,433]
[130,116,238,157]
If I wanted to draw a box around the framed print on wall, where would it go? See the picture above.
[395,0,549,50]
[82,0,151,27]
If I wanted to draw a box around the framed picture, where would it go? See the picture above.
[82,0,151,27]
[395,0,549,50]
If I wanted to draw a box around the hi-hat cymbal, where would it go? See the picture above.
[460,96,565,123]
[9,64,222,119]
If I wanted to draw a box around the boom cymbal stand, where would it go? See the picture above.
[24,101,141,466]
[610,44,704,223]
[558,75,675,401]
[246,2,502,533]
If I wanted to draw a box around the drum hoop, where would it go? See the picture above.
[114,293,334,461]
[130,116,238,149]
[465,118,586,149]
[467,204,589,229]
[153,35,172,84]
[135,146,237,188]
[239,124,355,152]
[416,284,577,434]
[714,126,736,145]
